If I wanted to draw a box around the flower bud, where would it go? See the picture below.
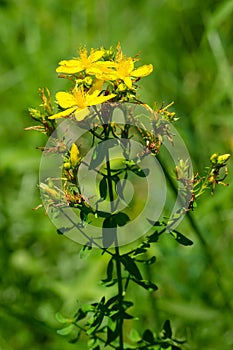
[63,162,71,170]
[217,153,230,165]
[117,83,127,92]
[210,153,218,165]
[70,143,81,167]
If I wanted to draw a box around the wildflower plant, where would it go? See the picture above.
[28,43,230,349]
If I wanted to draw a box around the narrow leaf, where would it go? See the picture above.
[131,278,158,292]
[170,230,193,246]
[147,230,161,243]
[106,324,119,345]
[102,257,114,283]
[114,176,125,200]
[57,226,72,235]
[89,142,106,170]
[99,177,107,199]
[57,324,75,336]
[131,166,149,177]
[121,255,142,280]
[56,312,75,324]
[163,319,172,338]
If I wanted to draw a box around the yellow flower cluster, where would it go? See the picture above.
[49,43,153,120]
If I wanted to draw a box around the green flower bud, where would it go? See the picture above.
[210,153,218,165]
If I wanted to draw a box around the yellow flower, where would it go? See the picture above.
[56,48,106,74]
[70,143,81,167]
[95,42,153,89]
[112,57,153,89]
[49,86,116,120]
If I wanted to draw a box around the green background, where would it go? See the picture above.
[0,0,233,349]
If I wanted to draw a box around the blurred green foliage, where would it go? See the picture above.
[0,0,232,349]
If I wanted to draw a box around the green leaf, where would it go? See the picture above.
[137,256,156,265]
[171,346,182,350]
[69,330,81,344]
[142,329,155,343]
[56,312,75,324]
[114,212,130,226]
[102,257,114,283]
[57,226,72,235]
[99,177,107,199]
[129,328,141,342]
[114,175,125,200]
[88,312,105,331]
[106,324,119,345]
[131,166,149,177]
[147,219,164,227]
[89,142,106,170]
[105,295,118,308]
[131,279,158,292]
[163,320,172,338]
[170,230,193,246]
[57,324,75,336]
[122,300,134,309]
[80,205,93,222]
[102,216,117,248]
[122,311,134,319]
[79,243,92,259]
[75,308,88,322]
[147,230,161,243]
[121,255,142,280]
[132,246,148,256]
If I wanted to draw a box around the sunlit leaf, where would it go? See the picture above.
[56,312,75,324]
[57,324,75,335]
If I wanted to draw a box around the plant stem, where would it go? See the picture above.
[115,245,124,350]
[105,134,124,350]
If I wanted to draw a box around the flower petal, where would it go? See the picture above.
[74,108,90,121]
[123,77,132,89]
[87,93,116,107]
[56,92,76,109]
[132,64,153,77]
[56,60,83,74]
[89,49,105,63]
[49,107,77,119]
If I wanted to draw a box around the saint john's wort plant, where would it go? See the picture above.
[27,43,230,349]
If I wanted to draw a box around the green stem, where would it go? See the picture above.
[105,130,124,350]
[115,245,124,350]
